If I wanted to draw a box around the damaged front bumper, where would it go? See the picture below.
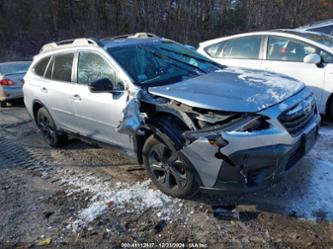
[181,91,321,194]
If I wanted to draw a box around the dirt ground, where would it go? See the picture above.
[0,105,333,249]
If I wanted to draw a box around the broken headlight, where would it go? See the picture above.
[235,115,270,132]
[183,114,270,143]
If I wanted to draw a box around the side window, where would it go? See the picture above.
[206,36,262,59]
[33,57,50,76]
[205,41,227,58]
[267,36,316,62]
[52,53,74,82]
[78,52,124,89]
[309,25,333,35]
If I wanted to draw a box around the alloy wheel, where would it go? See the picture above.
[148,143,188,190]
[38,114,56,145]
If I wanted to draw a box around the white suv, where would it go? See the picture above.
[23,34,320,197]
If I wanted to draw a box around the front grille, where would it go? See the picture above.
[279,95,316,136]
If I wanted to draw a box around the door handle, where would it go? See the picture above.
[41,87,48,93]
[72,94,82,101]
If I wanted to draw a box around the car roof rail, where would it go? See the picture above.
[130,32,159,38]
[40,38,101,53]
[101,32,159,41]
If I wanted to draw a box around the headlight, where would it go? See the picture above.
[183,114,269,143]
[236,116,270,132]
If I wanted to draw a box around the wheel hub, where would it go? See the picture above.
[148,143,187,190]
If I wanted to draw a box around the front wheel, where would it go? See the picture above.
[36,107,67,148]
[143,135,198,198]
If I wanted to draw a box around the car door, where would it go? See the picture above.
[70,51,131,148]
[36,53,77,131]
[203,35,264,69]
[261,36,326,111]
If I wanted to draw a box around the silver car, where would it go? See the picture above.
[0,61,31,107]
[23,33,320,197]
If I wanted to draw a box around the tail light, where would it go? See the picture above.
[0,79,16,86]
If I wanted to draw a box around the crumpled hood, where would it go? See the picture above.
[148,67,304,113]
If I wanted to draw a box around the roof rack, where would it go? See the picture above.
[101,32,159,41]
[40,38,101,53]
[130,32,159,38]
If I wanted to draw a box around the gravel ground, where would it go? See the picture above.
[0,106,333,249]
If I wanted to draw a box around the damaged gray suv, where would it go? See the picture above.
[23,33,320,197]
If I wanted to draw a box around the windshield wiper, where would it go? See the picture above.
[159,47,222,69]
[137,45,206,74]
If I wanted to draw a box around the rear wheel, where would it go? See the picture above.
[36,107,67,147]
[142,118,199,198]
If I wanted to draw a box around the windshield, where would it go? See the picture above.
[108,41,220,86]
[295,32,333,48]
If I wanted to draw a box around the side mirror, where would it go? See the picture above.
[303,53,322,65]
[88,78,114,93]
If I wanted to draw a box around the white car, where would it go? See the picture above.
[23,34,320,197]
[197,30,333,119]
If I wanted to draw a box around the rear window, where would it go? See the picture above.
[34,57,50,76]
[52,54,74,82]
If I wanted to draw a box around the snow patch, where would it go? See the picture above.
[245,126,333,221]
[281,155,333,221]
[319,126,333,136]
[72,202,108,231]
[109,180,172,213]
[59,169,179,232]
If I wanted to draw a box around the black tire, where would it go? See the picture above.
[142,119,199,198]
[36,107,67,148]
